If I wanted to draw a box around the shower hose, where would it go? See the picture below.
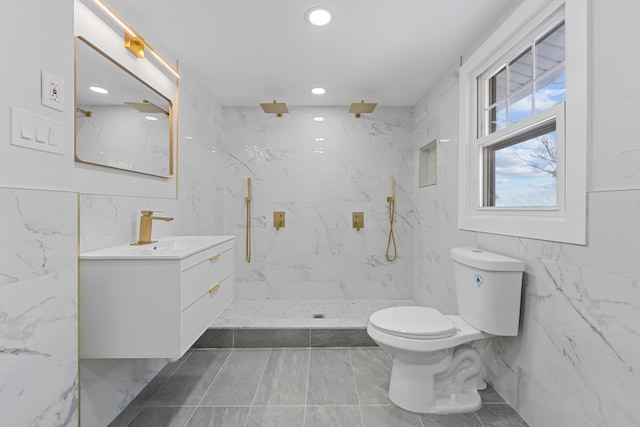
[245,178,252,263]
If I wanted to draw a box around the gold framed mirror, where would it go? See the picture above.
[74,36,174,178]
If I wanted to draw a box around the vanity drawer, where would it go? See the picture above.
[181,244,234,310]
[182,273,234,350]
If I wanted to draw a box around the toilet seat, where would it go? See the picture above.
[369,306,457,340]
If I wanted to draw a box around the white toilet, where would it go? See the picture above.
[367,247,524,414]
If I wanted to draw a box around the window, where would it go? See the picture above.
[458,0,587,244]
[481,21,565,209]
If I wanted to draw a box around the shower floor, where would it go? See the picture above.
[209,298,416,329]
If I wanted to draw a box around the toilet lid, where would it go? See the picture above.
[369,306,456,339]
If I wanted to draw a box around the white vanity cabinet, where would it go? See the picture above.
[80,236,234,359]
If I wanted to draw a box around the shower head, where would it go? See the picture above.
[349,100,377,118]
[125,100,169,115]
[260,100,289,118]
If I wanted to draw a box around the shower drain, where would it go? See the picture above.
[312,313,325,319]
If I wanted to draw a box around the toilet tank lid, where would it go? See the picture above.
[451,247,524,272]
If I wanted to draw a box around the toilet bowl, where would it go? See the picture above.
[368,307,489,413]
[367,248,524,414]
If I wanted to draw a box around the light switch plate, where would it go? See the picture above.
[41,70,64,112]
[11,107,64,155]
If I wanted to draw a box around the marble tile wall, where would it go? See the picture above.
[412,48,640,427]
[0,188,78,426]
[220,107,414,300]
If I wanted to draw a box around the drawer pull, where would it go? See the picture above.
[208,254,221,261]
[208,284,221,294]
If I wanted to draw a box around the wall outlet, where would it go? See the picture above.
[41,70,64,112]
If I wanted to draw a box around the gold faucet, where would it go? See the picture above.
[131,210,174,246]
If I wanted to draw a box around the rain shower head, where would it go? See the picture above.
[349,100,377,118]
[260,100,289,118]
[125,99,169,115]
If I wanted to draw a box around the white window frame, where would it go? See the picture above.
[458,0,588,245]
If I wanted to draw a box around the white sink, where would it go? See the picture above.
[80,235,234,260]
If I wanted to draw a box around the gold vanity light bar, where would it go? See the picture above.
[93,0,181,79]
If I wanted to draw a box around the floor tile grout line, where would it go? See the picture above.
[302,346,311,427]
[248,348,272,406]
[179,407,198,427]
[242,348,272,427]
[347,347,366,427]
[142,349,195,405]
[192,349,232,409]
[124,349,197,427]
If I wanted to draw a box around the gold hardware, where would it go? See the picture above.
[125,100,169,116]
[208,284,221,294]
[130,210,174,245]
[246,178,252,262]
[349,100,377,118]
[76,107,92,117]
[93,0,180,78]
[260,100,289,118]
[124,32,145,58]
[387,176,396,202]
[386,177,397,262]
[353,212,364,231]
[274,211,285,230]
[208,254,221,261]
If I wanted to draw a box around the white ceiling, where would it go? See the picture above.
[107,0,522,107]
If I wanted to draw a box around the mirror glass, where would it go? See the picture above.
[75,37,173,178]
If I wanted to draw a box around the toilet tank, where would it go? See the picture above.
[451,248,524,336]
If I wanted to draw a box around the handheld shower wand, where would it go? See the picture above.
[386,177,397,262]
[245,177,252,263]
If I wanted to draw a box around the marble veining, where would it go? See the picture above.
[221,107,414,301]
[413,61,640,427]
[0,188,78,427]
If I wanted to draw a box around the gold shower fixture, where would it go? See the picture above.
[349,100,377,118]
[125,100,169,115]
[76,107,92,117]
[260,100,289,118]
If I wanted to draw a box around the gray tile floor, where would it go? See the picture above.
[110,347,529,427]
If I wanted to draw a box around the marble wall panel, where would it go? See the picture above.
[222,107,414,300]
[0,188,78,427]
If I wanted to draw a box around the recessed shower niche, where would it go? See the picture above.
[419,139,437,187]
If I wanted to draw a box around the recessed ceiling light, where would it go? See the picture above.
[144,116,158,121]
[311,87,326,95]
[184,136,194,140]
[89,86,109,94]
[313,116,325,122]
[315,137,325,142]
[306,7,332,26]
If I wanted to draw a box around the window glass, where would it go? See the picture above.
[486,124,557,207]
[489,101,507,133]
[482,21,565,137]
[535,66,565,113]
[508,85,533,124]
[488,66,507,104]
[535,22,565,77]
[509,48,533,94]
